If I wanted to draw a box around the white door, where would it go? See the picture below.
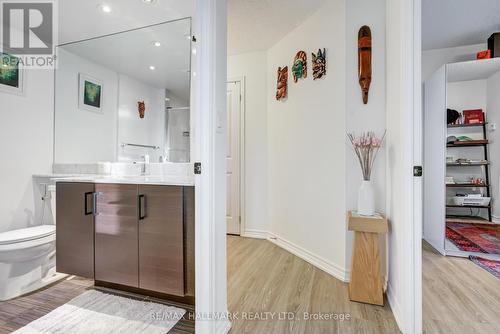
[423,65,447,255]
[226,81,241,235]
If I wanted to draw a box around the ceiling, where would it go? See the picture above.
[228,0,326,55]
[58,0,195,44]
[422,0,500,51]
[61,18,191,100]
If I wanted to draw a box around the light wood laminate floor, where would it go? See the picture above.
[1,237,400,334]
[227,236,399,333]
[423,241,500,334]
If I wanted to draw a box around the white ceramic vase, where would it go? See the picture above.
[357,180,375,216]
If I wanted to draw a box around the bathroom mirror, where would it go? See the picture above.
[54,18,192,164]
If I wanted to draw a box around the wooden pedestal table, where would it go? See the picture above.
[347,211,388,306]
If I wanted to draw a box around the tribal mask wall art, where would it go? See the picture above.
[292,51,307,82]
[276,66,288,101]
[312,48,327,80]
[138,100,145,118]
[358,25,372,104]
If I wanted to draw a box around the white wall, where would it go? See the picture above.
[117,74,165,163]
[266,0,347,275]
[422,43,485,82]
[0,69,54,233]
[345,0,387,274]
[55,49,118,163]
[487,71,500,220]
[227,51,268,235]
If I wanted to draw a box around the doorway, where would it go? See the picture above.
[226,79,245,235]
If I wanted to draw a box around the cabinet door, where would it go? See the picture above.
[138,185,184,296]
[95,184,139,287]
[56,182,95,278]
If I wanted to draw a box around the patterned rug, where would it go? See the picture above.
[12,290,185,334]
[469,256,500,278]
[446,222,500,254]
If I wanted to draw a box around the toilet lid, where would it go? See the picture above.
[0,225,55,245]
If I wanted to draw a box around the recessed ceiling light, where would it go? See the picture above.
[153,41,161,47]
[142,0,155,4]
[99,4,112,13]
[149,65,156,70]
[192,48,197,55]
[165,97,171,102]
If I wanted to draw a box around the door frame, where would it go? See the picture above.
[227,77,246,236]
[412,0,422,333]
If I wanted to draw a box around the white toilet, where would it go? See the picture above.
[0,185,64,301]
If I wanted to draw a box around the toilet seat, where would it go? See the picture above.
[0,225,55,246]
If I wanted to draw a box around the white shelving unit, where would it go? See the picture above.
[423,57,500,256]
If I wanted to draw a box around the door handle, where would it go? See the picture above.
[84,192,94,215]
[138,194,147,220]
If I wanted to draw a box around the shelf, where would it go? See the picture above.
[446,184,489,188]
[446,162,489,166]
[447,141,488,147]
[446,215,494,224]
[446,204,491,209]
[447,123,487,128]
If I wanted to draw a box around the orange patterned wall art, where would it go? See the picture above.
[276,66,288,101]
[138,100,145,118]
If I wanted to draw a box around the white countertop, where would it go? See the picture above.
[47,174,195,186]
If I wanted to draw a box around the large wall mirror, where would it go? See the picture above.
[54,18,192,164]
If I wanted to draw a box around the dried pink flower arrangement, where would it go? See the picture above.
[347,131,386,181]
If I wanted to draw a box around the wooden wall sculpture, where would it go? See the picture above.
[138,101,145,118]
[358,26,372,104]
[312,48,327,80]
[292,51,307,82]
[276,66,288,101]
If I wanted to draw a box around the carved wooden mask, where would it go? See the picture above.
[312,48,327,80]
[292,51,308,82]
[358,25,372,104]
[138,101,145,118]
[276,66,288,101]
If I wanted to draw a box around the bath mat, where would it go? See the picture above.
[12,290,185,334]
[469,256,500,278]
[446,222,500,254]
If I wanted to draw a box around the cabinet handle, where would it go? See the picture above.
[93,192,98,216]
[84,192,94,215]
[138,194,147,220]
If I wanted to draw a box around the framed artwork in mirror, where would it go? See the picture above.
[0,53,24,95]
[79,73,103,113]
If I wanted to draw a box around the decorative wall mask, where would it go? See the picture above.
[292,51,307,82]
[312,48,327,80]
[138,101,145,118]
[358,25,372,104]
[276,66,288,101]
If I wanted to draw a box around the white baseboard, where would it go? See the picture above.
[241,229,269,239]
[266,233,349,282]
[386,283,404,333]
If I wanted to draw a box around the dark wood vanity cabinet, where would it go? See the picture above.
[138,185,184,296]
[94,184,139,287]
[56,182,95,278]
[56,182,193,300]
